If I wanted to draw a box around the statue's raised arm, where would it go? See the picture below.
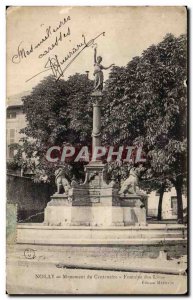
[94,47,97,64]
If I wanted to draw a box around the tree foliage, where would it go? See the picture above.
[17,74,93,181]
[103,34,187,221]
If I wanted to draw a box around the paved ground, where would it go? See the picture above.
[6,246,187,295]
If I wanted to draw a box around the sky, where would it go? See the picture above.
[6,6,187,100]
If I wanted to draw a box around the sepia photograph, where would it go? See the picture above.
[6,5,188,295]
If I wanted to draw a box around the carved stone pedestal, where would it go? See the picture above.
[44,178,148,227]
[44,194,72,226]
[120,194,147,226]
[44,160,124,226]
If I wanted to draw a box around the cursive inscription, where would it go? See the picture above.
[38,27,71,58]
[26,32,105,82]
[11,16,71,64]
[12,42,34,64]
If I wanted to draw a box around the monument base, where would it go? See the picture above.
[45,205,124,226]
[44,193,147,226]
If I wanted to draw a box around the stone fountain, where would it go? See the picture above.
[44,89,147,227]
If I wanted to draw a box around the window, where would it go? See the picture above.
[7,111,16,119]
[171,196,177,215]
[155,191,160,196]
[10,129,15,144]
[7,129,16,159]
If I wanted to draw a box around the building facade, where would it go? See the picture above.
[147,187,187,220]
[6,92,28,160]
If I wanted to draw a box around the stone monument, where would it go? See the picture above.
[44,46,147,227]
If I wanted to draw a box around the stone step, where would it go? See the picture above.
[16,224,187,245]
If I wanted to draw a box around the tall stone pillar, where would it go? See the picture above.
[92,98,101,149]
[91,91,103,156]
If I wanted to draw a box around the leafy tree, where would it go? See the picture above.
[16,74,93,182]
[103,34,187,222]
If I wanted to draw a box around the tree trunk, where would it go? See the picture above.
[157,185,165,221]
[175,182,184,223]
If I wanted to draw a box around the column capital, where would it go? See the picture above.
[91,91,103,105]
[91,90,104,97]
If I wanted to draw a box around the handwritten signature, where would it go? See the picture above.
[26,32,105,82]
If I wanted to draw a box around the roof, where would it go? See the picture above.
[7,91,31,107]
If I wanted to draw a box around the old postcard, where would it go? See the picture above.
[6,6,188,294]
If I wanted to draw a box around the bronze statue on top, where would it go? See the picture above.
[93,46,114,92]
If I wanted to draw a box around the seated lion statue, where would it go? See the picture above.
[119,165,146,196]
[55,167,71,194]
